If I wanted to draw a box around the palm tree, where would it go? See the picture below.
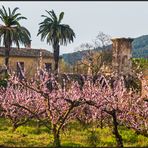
[38,10,75,73]
[0,6,31,70]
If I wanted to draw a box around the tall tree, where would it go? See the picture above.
[93,31,111,49]
[0,6,31,70]
[38,10,75,73]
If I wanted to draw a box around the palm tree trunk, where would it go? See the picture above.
[4,47,10,70]
[4,34,11,73]
[53,43,60,74]
[4,47,10,76]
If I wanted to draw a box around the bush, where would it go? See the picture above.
[0,79,7,88]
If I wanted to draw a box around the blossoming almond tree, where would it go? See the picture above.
[80,75,148,147]
[2,71,89,147]
[0,70,147,147]
[0,83,46,131]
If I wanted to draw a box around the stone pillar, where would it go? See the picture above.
[111,38,133,76]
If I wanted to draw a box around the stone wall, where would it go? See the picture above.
[0,56,53,78]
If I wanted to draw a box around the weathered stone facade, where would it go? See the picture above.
[0,47,54,78]
[111,38,133,75]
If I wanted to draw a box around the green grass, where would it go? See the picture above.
[0,118,147,147]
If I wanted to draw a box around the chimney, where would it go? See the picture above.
[111,38,133,75]
[25,40,31,48]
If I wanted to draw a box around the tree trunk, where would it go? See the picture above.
[4,47,10,75]
[53,43,60,74]
[4,34,11,72]
[112,110,123,147]
[100,110,103,129]
[12,123,18,132]
[53,124,61,147]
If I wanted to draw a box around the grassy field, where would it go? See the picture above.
[0,118,148,147]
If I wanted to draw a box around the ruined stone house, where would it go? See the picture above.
[0,43,54,78]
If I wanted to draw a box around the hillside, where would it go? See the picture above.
[62,35,148,65]
[132,35,148,58]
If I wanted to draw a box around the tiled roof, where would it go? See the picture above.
[0,47,53,58]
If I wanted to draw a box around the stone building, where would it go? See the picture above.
[111,38,133,76]
[0,45,54,78]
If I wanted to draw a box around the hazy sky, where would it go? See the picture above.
[1,1,148,54]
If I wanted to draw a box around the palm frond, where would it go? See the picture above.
[8,7,11,17]
[2,5,8,17]
[58,12,64,24]
[12,13,21,19]
[15,16,27,21]
[0,9,5,18]
[44,10,54,23]
[50,10,57,22]
[12,7,19,15]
